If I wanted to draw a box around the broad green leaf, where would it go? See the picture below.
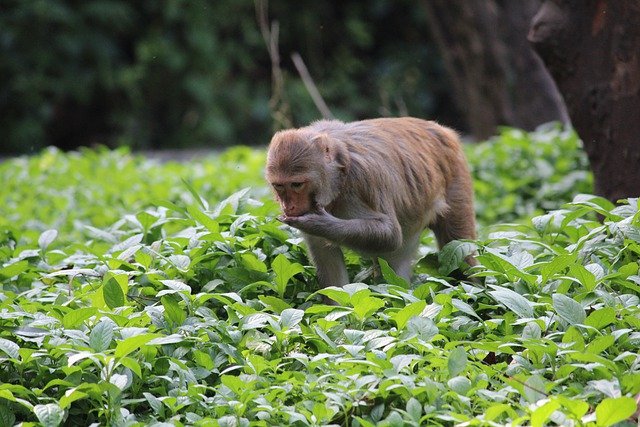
[392,300,426,330]
[522,322,542,339]
[406,398,422,421]
[103,277,125,309]
[586,335,614,355]
[447,376,471,395]
[378,258,408,288]
[595,397,636,427]
[280,308,304,329]
[119,357,142,378]
[168,254,190,271]
[406,316,439,342]
[539,253,576,284]
[438,240,477,275]
[0,260,29,279]
[38,229,58,251]
[568,264,597,291]
[161,296,186,326]
[552,293,585,325]
[114,334,158,359]
[557,396,589,418]
[241,313,273,330]
[181,178,208,210]
[34,404,63,427]
[452,298,481,320]
[448,346,467,377]
[187,204,220,234]
[272,254,304,298]
[352,296,385,321]
[0,403,15,427]
[193,350,215,371]
[258,295,291,313]
[488,286,534,318]
[523,374,547,403]
[585,307,616,330]
[531,400,560,427]
[89,319,115,353]
[241,253,267,273]
[143,392,164,415]
[63,307,98,329]
[0,338,20,359]
[479,247,537,285]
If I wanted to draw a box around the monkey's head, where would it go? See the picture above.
[266,129,350,217]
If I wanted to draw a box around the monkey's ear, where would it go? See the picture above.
[312,134,350,171]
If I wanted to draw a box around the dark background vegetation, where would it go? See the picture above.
[2,0,639,202]
[1,0,454,154]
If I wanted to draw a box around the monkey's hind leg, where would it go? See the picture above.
[431,180,478,269]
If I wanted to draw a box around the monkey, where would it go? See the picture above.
[265,117,477,293]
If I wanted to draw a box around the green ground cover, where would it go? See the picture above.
[1,126,639,426]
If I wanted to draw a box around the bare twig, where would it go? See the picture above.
[291,52,334,120]
[255,0,292,130]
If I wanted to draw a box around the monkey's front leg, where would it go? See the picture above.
[281,207,402,253]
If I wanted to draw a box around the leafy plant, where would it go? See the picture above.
[3,128,639,426]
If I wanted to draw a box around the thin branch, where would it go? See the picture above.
[255,0,292,130]
[291,52,334,120]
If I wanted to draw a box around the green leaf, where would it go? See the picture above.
[531,400,560,427]
[568,264,597,291]
[89,319,115,353]
[438,240,477,275]
[585,307,616,330]
[523,374,547,403]
[539,253,577,284]
[258,295,291,313]
[34,403,64,427]
[586,335,614,355]
[552,293,585,325]
[447,376,472,395]
[114,334,158,359]
[182,178,208,210]
[103,277,125,309]
[63,307,98,329]
[0,402,16,427]
[38,229,58,251]
[0,338,20,359]
[187,204,220,234]
[392,300,426,330]
[0,260,29,279]
[272,254,304,298]
[406,316,439,342]
[595,397,637,427]
[406,397,422,421]
[378,258,408,288]
[448,346,467,377]
[352,296,385,321]
[280,308,304,329]
[161,295,186,326]
[488,286,534,318]
[241,252,267,273]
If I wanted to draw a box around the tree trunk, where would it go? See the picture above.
[529,0,640,201]
[423,0,568,140]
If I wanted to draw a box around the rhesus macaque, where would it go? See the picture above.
[265,117,476,291]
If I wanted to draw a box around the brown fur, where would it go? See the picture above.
[266,117,476,289]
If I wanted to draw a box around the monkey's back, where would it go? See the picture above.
[308,118,471,230]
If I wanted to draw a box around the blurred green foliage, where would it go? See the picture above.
[1,0,449,154]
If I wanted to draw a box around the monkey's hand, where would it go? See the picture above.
[279,207,333,235]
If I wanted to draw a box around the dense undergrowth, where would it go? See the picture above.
[1,126,639,426]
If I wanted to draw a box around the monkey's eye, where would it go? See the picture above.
[290,182,305,191]
[272,184,285,192]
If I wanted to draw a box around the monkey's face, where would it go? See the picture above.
[269,178,314,217]
[266,131,324,217]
